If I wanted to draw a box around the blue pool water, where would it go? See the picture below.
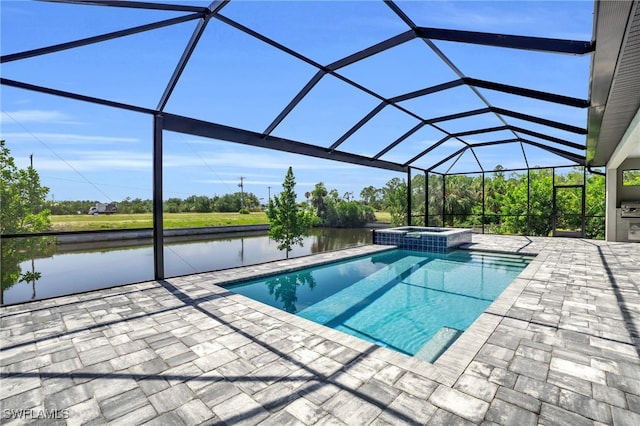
[226,249,532,362]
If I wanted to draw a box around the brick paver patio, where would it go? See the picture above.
[1,235,639,425]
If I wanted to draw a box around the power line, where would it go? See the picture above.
[1,110,114,202]
[177,135,234,194]
[41,174,150,192]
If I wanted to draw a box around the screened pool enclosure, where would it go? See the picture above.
[1,0,625,283]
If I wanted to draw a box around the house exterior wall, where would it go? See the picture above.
[605,107,640,241]
[617,157,640,205]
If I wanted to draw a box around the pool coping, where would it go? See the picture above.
[211,243,542,388]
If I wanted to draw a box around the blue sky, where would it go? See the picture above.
[1,0,594,202]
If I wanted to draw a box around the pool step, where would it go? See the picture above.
[434,256,530,272]
[298,255,428,325]
[413,326,463,363]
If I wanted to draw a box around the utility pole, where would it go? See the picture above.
[238,176,245,210]
[268,186,271,202]
[29,154,35,208]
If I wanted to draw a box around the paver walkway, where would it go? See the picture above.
[1,236,639,425]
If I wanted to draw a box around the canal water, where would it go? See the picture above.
[1,228,372,305]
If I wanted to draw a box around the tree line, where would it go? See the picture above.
[48,192,263,215]
[403,167,605,239]
[46,183,388,227]
[44,168,605,239]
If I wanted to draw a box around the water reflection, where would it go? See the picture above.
[1,236,56,305]
[1,228,372,305]
[227,250,395,315]
[266,271,317,313]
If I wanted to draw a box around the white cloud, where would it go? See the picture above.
[166,147,356,171]
[20,147,363,174]
[29,150,151,172]
[0,132,139,144]
[0,109,77,124]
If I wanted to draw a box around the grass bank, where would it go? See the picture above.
[51,211,391,232]
[50,212,270,232]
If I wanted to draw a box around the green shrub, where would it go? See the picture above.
[318,200,373,227]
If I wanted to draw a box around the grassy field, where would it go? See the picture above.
[51,211,392,232]
[374,211,391,223]
[50,212,270,232]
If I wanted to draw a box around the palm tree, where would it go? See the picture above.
[311,182,328,217]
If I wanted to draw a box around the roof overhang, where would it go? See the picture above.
[587,0,640,166]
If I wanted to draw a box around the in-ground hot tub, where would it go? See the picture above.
[373,226,472,253]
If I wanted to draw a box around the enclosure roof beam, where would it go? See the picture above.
[329,102,387,150]
[216,12,332,137]
[509,126,585,150]
[415,27,594,55]
[267,66,430,145]
[1,13,204,64]
[214,14,321,70]
[262,71,326,136]
[1,77,156,115]
[520,140,530,169]
[427,147,467,172]
[449,126,509,138]
[327,30,415,70]
[385,0,588,151]
[157,1,227,111]
[388,79,465,103]
[423,108,491,124]
[404,135,452,166]
[463,78,590,108]
[469,139,521,148]
[421,106,587,135]
[492,107,588,134]
[468,146,484,173]
[162,113,408,173]
[382,76,589,109]
[215,14,424,139]
[215,15,424,139]
[384,0,415,28]
[449,125,585,151]
[522,139,586,164]
[330,79,468,152]
[425,139,586,171]
[373,122,426,159]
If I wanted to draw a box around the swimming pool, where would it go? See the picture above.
[226,249,532,362]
